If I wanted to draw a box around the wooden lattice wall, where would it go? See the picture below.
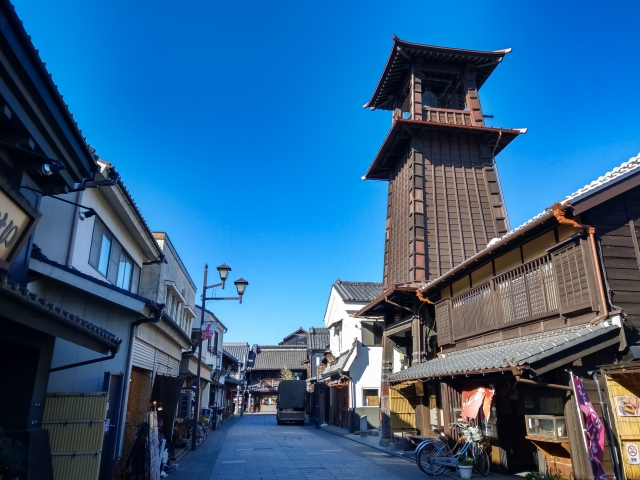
[383,131,508,286]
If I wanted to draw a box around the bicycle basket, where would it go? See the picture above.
[466,426,483,442]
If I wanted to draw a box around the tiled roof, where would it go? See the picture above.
[279,327,308,346]
[224,342,250,367]
[322,342,357,378]
[333,280,383,302]
[308,327,330,350]
[389,322,620,383]
[2,1,99,173]
[250,346,307,371]
[0,274,122,352]
[99,161,164,258]
[419,152,640,293]
[222,349,239,363]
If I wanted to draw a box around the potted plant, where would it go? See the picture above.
[458,455,474,479]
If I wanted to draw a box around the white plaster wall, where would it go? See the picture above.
[393,349,402,373]
[323,286,382,408]
[70,188,146,282]
[32,193,76,264]
[29,278,136,392]
[349,345,383,407]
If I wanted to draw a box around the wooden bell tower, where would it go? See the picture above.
[364,36,527,287]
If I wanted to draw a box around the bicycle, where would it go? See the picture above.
[187,421,208,446]
[415,422,490,476]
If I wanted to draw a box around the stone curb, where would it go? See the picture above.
[317,425,416,463]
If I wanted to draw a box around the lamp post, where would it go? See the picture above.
[192,263,248,451]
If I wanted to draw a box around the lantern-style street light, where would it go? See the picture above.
[191,263,248,451]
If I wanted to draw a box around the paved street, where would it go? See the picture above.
[170,414,430,480]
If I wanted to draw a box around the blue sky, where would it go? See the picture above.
[14,1,640,345]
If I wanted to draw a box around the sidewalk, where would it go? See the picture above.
[320,425,413,460]
[319,424,521,480]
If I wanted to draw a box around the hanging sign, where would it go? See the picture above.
[573,376,607,480]
[0,178,41,271]
[460,386,495,420]
[201,322,214,340]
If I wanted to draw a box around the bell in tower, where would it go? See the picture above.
[363,35,527,287]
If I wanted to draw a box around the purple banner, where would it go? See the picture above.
[573,376,607,480]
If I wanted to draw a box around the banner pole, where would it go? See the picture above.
[570,371,596,479]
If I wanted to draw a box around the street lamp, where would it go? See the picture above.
[191,263,248,451]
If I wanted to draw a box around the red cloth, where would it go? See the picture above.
[461,386,495,420]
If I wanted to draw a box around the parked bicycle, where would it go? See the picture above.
[186,421,208,447]
[415,422,490,476]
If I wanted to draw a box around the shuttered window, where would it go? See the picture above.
[88,218,141,292]
[363,388,380,406]
[361,322,383,346]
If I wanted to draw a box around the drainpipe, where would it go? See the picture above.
[114,307,163,458]
[65,191,83,266]
[550,204,609,327]
[592,371,623,480]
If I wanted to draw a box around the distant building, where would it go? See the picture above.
[246,329,308,413]
[317,280,383,430]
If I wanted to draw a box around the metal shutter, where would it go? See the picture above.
[132,339,155,371]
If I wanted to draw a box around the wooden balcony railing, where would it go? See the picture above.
[423,107,474,127]
[436,237,597,345]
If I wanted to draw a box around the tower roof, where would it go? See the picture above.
[365,35,512,111]
[363,118,525,180]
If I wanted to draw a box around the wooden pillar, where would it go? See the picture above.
[411,63,423,121]
[462,66,484,126]
[380,314,394,446]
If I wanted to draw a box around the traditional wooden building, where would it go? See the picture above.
[0,3,124,478]
[357,35,640,478]
[384,153,640,478]
[357,35,526,449]
[246,333,307,413]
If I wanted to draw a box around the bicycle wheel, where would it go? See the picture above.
[416,441,447,476]
[471,443,490,476]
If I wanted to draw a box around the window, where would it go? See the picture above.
[334,324,342,352]
[363,388,379,407]
[89,218,141,293]
[361,322,383,346]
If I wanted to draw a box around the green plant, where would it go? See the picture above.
[525,471,565,480]
[457,454,474,466]
[0,427,26,474]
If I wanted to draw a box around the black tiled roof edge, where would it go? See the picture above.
[256,345,309,350]
[0,274,121,351]
[31,246,162,308]
[222,349,239,363]
[3,1,100,171]
[99,163,163,258]
[333,280,384,302]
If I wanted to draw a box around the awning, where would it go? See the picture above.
[389,321,621,383]
[0,275,122,354]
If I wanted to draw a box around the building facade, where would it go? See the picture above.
[320,280,383,430]
[357,36,640,479]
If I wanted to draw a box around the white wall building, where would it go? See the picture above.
[322,279,383,423]
[30,160,193,475]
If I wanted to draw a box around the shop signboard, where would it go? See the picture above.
[615,396,640,417]
[0,177,41,271]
